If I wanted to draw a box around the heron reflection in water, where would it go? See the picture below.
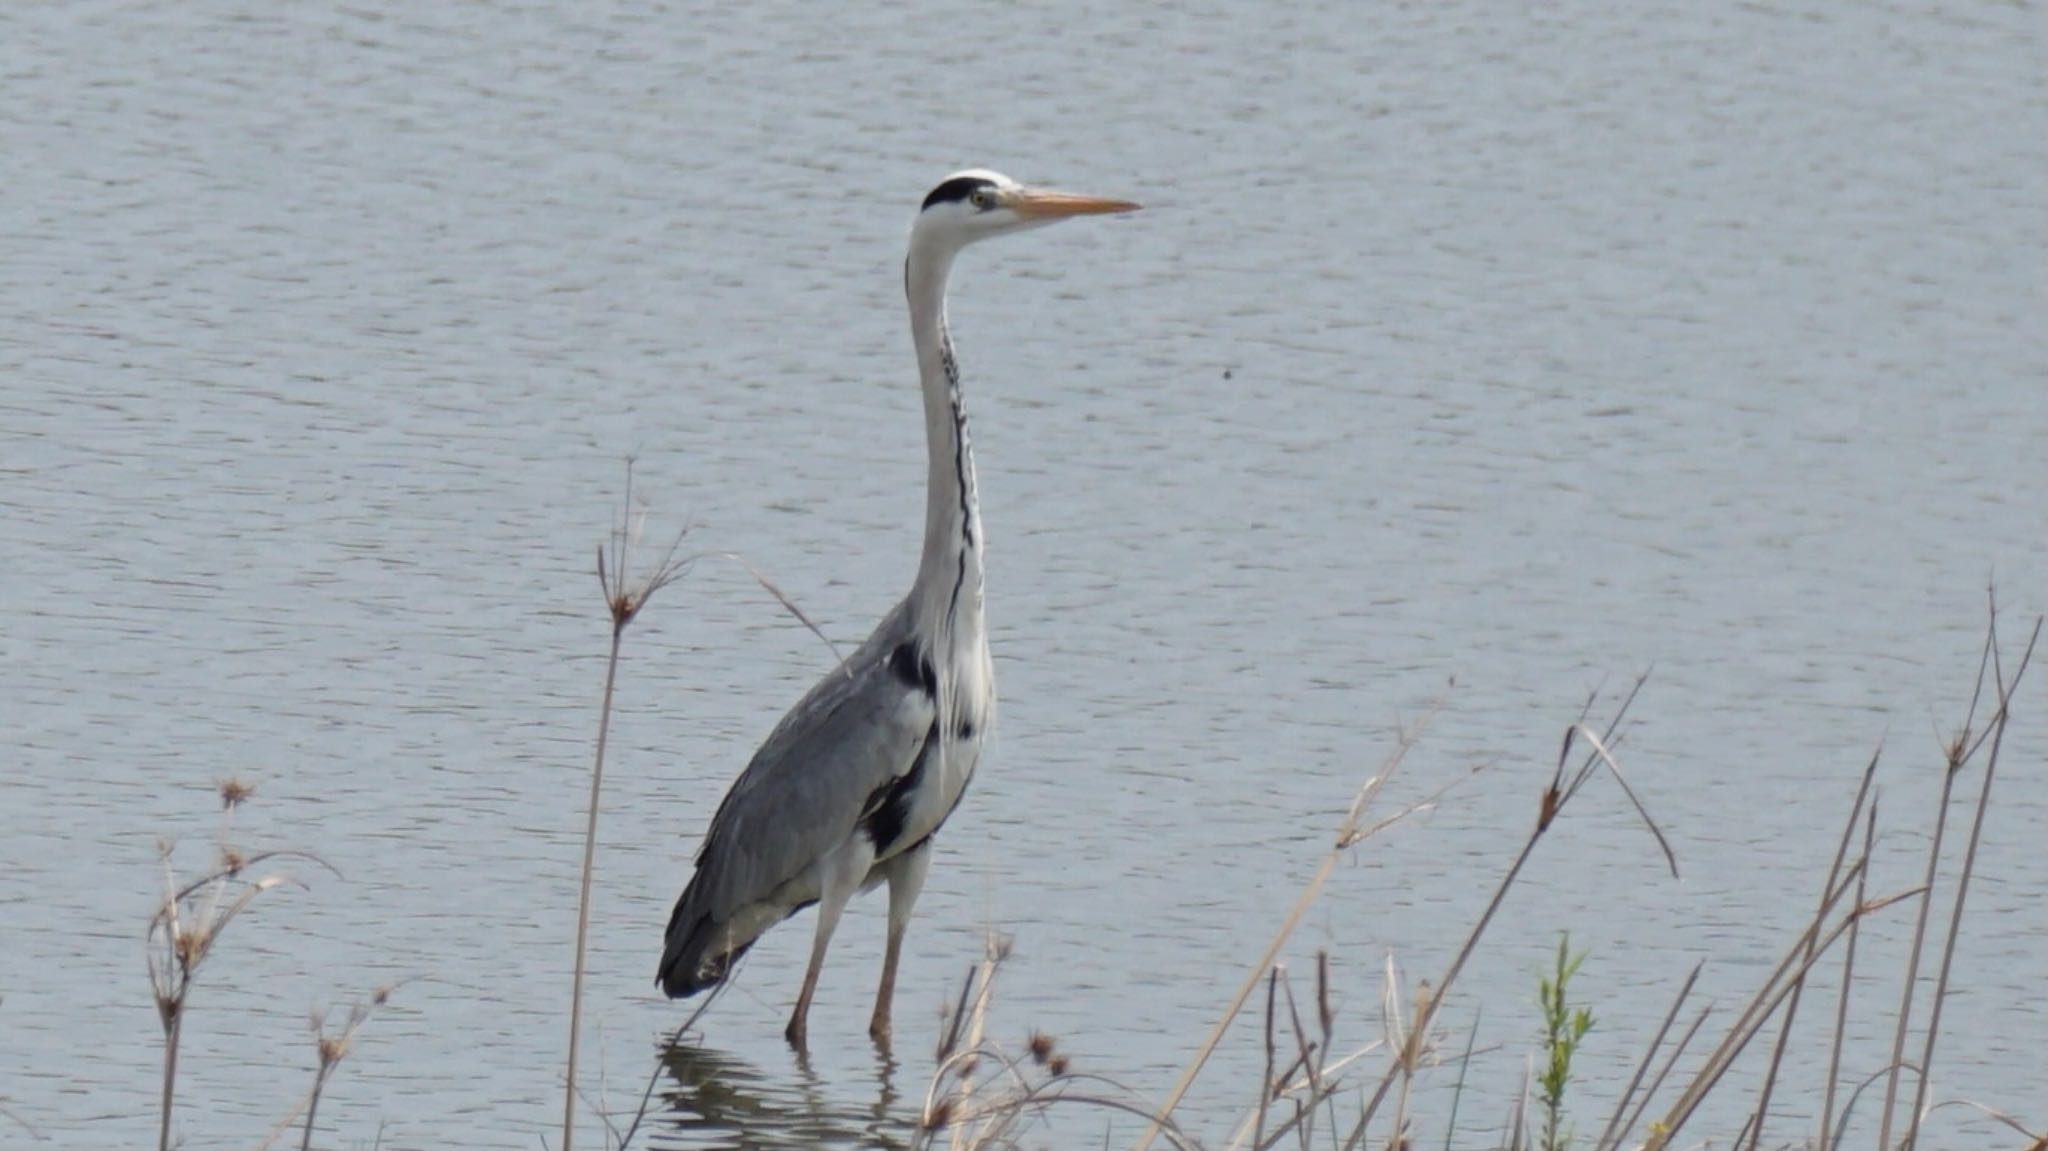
[650,1038,910,1151]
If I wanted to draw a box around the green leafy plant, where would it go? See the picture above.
[1537,934,1594,1151]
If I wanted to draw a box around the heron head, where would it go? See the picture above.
[912,169,1140,250]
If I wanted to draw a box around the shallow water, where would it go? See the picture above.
[2,1,2044,1148]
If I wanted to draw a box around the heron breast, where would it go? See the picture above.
[860,722,982,861]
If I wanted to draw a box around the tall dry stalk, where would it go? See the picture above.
[1131,690,1455,1151]
[1902,605,2038,1149]
[1818,797,1878,1151]
[565,460,689,1151]
[147,780,326,1151]
[1645,597,2037,1151]
[906,600,2038,1151]
[572,986,730,1151]
[250,984,400,1151]
[1876,606,1996,1151]
[1633,851,1918,1148]
[914,934,1190,1151]
[1336,677,1671,1151]
[1440,1005,1481,1151]
[1595,960,1705,1151]
[1744,750,1881,1151]
[567,472,841,1151]
[1875,716,1968,1150]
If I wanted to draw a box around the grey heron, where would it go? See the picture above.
[658,169,1139,1048]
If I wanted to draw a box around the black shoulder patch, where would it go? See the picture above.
[921,175,995,211]
[862,724,938,855]
[888,641,937,697]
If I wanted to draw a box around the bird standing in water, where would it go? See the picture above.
[658,170,1139,1048]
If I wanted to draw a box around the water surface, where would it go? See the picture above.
[2,1,2044,1148]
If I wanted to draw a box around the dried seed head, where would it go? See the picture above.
[217,778,256,809]
[220,846,247,874]
[1026,1031,1055,1065]
[922,1098,956,1129]
[175,926,208,971]
[1048,1054,1070,1076]
[318,1035,350,1066]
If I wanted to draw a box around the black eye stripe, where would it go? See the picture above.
[921,176,998,211]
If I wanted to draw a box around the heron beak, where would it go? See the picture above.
[1005,187,1143,220]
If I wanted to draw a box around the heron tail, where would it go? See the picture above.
[657,883,735,999]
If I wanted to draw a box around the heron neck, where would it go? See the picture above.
[905,239,985,631]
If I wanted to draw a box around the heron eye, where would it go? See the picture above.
[969,189,994,210]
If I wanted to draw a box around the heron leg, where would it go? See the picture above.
[786,900,840,1050]
[870,841,932,1045]
[787,837,872,1050]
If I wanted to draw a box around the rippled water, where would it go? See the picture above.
[3,1,2043,1148]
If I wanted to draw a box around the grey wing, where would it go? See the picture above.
[688,626,936,926]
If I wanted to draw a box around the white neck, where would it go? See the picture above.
[905,234,986,635]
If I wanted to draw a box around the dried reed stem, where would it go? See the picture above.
[1654,862,1865,1141]
[1745,749,1881,1151]
[159,1009,179,1151]
[1919,1097,2048,1147]
[1442,1005,1480,1151]
[250,986,399,1151]
[1251,969,1278,1149]
[916,934,1130,1151]
[1609,996,1714,1151]
[1595,960,1702,1151]
[1132,691,1449,1151]
[1904,607,2038,1149]
[1340,682,1660,1151]
[1507,1057,1531,1151]
[1647,874,1928,1149]
[149,782,325,1151]
[301,992,386,1151]
[1820,796,1879,1151]
[1877,752,1963,1149]
[917,602,2037,1151]
[565,623,624,1151]
[596,988,731,1151]
[566,460,688,1151]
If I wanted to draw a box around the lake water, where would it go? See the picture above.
[2,1,2043,1148]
